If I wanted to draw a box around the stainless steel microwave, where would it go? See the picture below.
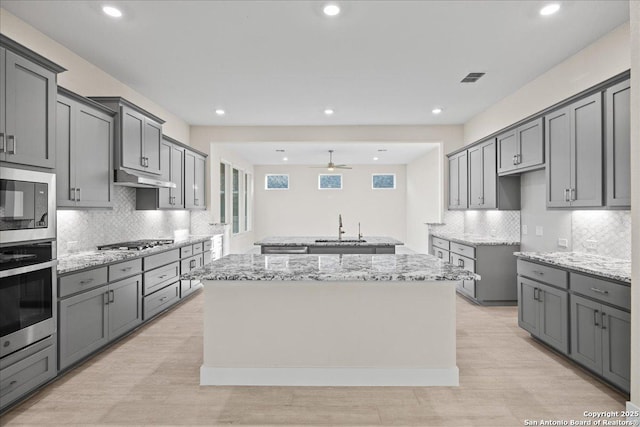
[0,167,56,244]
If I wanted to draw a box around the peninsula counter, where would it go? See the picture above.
[183,253,478,387]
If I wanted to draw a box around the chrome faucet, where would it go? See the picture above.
[338,214,345,241]
[358,222,363,241]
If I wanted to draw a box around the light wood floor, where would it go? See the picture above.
[1,291,627,426]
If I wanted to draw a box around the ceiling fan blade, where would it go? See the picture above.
[335,166,352,169]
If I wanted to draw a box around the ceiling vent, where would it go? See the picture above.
[461,72,485,83]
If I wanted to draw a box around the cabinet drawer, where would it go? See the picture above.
[432,237,449,250]
[433,247,450,261]
[180,245,194,258]
[108,258,142,282]
[450,253,475,273]
[143,262,180,296]
[180,279,202,299]
[517,259,568,289]
[192,242,204,255]
[144,249,179,271]
[143,282,180,320]
[450,242,475,258]
[203,239,213,251]
[0,343,56,410]
[59,267,108,298]
[570,273,630,311]
[181,254,204,273]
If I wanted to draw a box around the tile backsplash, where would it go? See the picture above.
[464,210,521,241]
[572,210,631,260]
[57,186,191,255]
[190,210,227,236]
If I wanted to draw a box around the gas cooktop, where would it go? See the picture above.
[97,239,175,251]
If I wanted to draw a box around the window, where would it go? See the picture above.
[232,168,239,234]
[318,174,342,190]
[219,163,226,223]
[265,174,289,190]
[372,173,396,189]
[244,173,251,231]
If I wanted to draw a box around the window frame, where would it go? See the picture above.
[265,174,290,190]
[372,173,396,190]
[318,174,343,190]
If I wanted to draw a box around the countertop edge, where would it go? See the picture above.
[514,252,631,284]
[430,232,520,247]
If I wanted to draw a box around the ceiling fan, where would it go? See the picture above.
[310,150,352,171]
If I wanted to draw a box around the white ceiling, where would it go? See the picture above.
[218,142,439,165]
[1,1,630,126]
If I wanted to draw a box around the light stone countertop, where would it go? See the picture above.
[514,251,631,284]
[182,253,479,282]
[57,235,216,275]
[254,236,404,247]
[431,232,520,247]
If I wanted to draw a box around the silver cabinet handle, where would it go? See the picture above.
[190,259,196,269]
[0,133,4,152]
[141,157,145,167]
[590,287,609,295]
[79,278,94,285]
[457,259,464,267]
[121,267,133,272]
[7,135,16,154]
[593,309,599,327]
[437,251,442,259]
[158,274,168,279]
[516,154,521,164]
[7,380,18,389]
[512,154,517,165]
[159,296,168,302]
[532,270,544,276]
[70,188,76,201]
[533,288,539,301]
[110,290,115,303]
[564,189,570,202]
[104,291,110,305]
[76,188,81,201]
[570,188,575,202]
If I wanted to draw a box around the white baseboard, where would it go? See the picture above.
[627,401,640,423]
[200,366,459,386]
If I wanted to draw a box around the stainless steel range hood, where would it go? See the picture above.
[114,169,176,189]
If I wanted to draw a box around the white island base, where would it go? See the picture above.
[200,280,458,387]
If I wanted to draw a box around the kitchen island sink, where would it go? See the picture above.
[255,236,402,254]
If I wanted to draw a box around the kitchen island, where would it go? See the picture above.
[183,253,478,387]
[255,235,404,254]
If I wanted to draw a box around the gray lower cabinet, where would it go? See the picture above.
[56,88,115,208]
[447,151,467,209]
[497,118,544,175]
[0,37,65,169]
[58,274,143,370]
[545,92,603,208]
[143,282,180,320]
[605,79,631,207]
[185,149,206,209]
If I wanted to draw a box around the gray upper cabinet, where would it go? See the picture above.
[89,97,165,176]
[468,139,520,210]
[447,151,467,209]
[546,92,603,208]
[0,36,65,168]
[157,139,173,208]
[605,79,631,207]
[56,88,115,208]
[497,118,544,175]
[185,149,206,210]
[136,136,187,210]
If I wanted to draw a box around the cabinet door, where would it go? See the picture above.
[108,275,142,340]
[468,145,484,209]
[545,107,572,207]
[56,96,75,207]
[184,151,196,209]
[517,118,544,170]
[457,152,468,209]
[121,106,145,172]
[601,305,630,392]
[3,50,56,168]
[143,118,162,175]
[171,145,184,208]
[570,93,603,207]
[75,105,113,208]
[194,155,206,208]
[517,277,539,336]
[58,286,109,370]
[481,140,497,208]
[570,294,602,375]
[448,156,459,208]
[538,282,569,354]
[0,48,5,162]
[605,80,631,207]
[158,140,172,208]
[497,130,517,174]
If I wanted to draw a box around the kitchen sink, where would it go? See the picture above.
[314,239,366,243]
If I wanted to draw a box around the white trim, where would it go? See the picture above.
[626,402,640,423]
[264,174,290,190]
[318,173,343,190]
[371,173,396,189]
[200,366,458,386]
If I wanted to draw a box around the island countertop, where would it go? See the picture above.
[182,253,479,282]
[430,232,520,247]
[254,236,404,247]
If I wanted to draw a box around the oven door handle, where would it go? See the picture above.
[0,260,58,278]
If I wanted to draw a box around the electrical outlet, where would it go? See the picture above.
[585,239,598,250]
[558,238,568,248]
[535,226,543,236]
[522,225,528,235]
[490,229,497,237]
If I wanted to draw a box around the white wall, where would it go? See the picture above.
[406,146,442,253]
[253,164,406,243]
[464,22,631,144]
[0,8,190,143]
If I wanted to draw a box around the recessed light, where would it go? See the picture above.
[215,109,225,116]
[432,108,443,115]
[324,108,334,116]
[102,5,122,18]
[283,157,288,161]
[540,3,560,16]
[373,157,379,161]
[323,4,340,16]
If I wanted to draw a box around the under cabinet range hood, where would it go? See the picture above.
[113,169,176,189]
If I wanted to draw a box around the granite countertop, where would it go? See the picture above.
[254,236,404,247]
[514,251,631,284]
[182,253,479,282]
[57,235,215,275]
[430,232,520,246]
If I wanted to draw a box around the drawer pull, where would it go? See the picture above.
[590,287,609,295]
[158,275,168,279]
[593,310,599,327]
[79,279,94,285]
[159,296,168,302]
[437,251,442,259]
[458,259,464,268]
[533,288,539,301]
[532,270,544,276]
[110,290,115,303]
[8,380,18,389]
[121,267,133,272]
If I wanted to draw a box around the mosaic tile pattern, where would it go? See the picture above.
[427,210,465,234]
[183,253,479,282]
[57,187,191,255]
[572,211,631,260]
[190,210,227,235]
[463,210,521,242]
